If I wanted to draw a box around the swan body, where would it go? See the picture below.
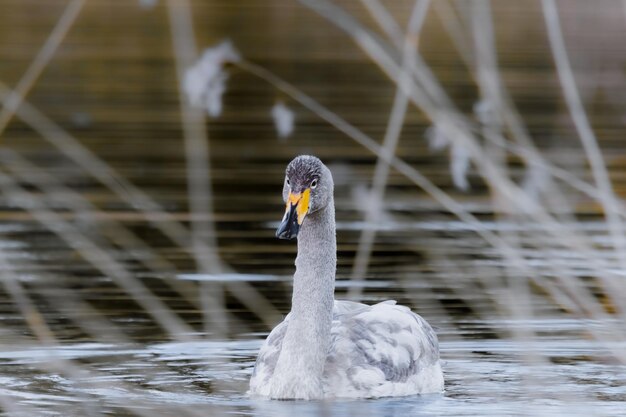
[249,156,444,400]
[250,299,443,399]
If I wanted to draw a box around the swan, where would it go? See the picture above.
[249,155,444,400]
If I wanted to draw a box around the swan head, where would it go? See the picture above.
[276,155,334,240]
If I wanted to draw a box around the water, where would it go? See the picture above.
[0,328,624,417]
[0,155,624,416]
[3,218,625,416]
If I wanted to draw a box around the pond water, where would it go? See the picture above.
[0,185,624,416]
[1,216,625,417]
[0,326,624,417]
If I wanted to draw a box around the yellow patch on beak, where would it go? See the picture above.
[286,188,311,225]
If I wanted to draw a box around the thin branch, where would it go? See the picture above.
[471,0,539,366]
[359,0,404,48]
[0,171,196,340]
[166,0,223,274]
[543,0,626,314]
[349,0,430,299]
[0,0,85,138]
[0,250,56,344]
[0,149,205,311]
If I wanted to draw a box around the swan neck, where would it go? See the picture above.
[270,201,336,399]
[292,199,336,311]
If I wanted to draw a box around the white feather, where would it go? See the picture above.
[424,125,449,151]
[450,142,471,191]
[424,124,471,191]
[473,98,495,126]
[183,40,240,117]
[271,102,295,140]
[522,162,548,202]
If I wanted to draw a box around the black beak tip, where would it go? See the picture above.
[277,202,301,240]
[275,229,289,239]
[276,227,298,240]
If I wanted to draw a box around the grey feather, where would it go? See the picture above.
[250,156,443,399]
[252,300,441,396]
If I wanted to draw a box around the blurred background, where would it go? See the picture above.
[0,0,626,415]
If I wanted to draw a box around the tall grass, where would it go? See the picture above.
[0,0,624,414]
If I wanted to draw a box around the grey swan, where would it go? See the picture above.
[249,155,444,400]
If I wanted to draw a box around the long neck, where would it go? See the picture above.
[293,200,336,316]
[270,200,336,398]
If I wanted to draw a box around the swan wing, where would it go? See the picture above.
[250,301,444,398]
[249,314,290,396]
[325,300,443,398]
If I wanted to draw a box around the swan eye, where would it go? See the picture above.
[286,178,290,186]
[311,179,318,189]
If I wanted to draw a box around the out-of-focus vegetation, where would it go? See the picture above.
[0,0,625,415]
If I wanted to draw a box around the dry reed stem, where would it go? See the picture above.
[543,0,626,316]
[349,0,430,299]
[166,0,223,274]
[167,0,227,337]
[470,0,538,364]
[0,250,56,344]
[433,0,622,219]
[0,171,196,340]
[0,149,203,310]
[356,0,544,338]
[0,0,85,138]
[360,0,404,47]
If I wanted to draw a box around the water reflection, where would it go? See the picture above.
[248,394,444,417]
[0,335,622,416]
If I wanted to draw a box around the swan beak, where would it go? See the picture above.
[276,189,310,240]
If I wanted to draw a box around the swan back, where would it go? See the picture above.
[250,300,444,398]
